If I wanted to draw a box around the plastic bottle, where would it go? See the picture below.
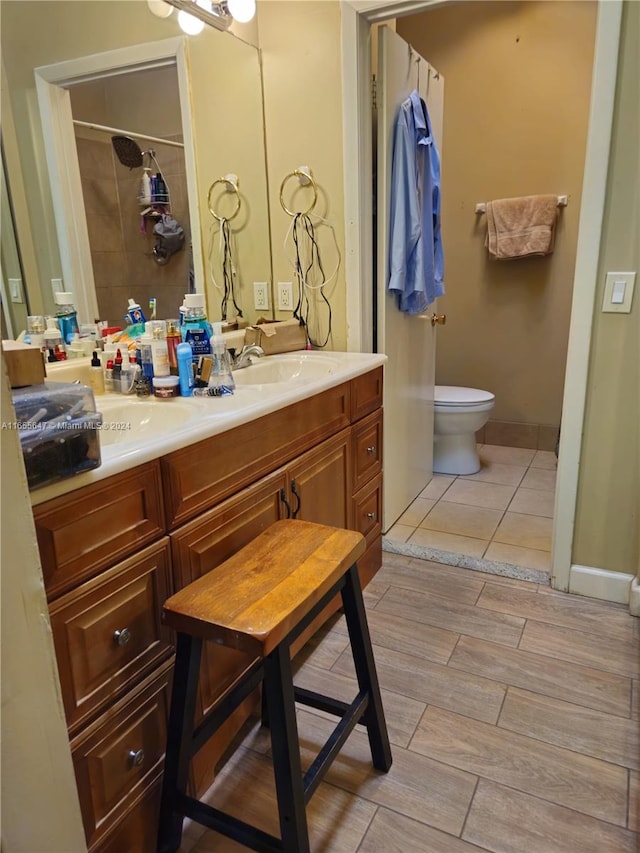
[104,359,114,393]
[88,351,105,396]
[181,294,212,363]
[54,292,80,345]
[139,330,155,381]
[26,315,45,351]
[166,319,181,375]
[148,321,170,378]
[176,342,194,397]
[44,317,66,359]
[112,348,123,392]
[155,173,168,204]
[207,322,235,396]
[121,354,139,394]
[127,298,146,325]
[140,169,152,205]
[67,334,85,359]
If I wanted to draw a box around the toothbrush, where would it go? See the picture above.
[149,298,157,321]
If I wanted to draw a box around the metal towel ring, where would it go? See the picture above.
[279,169,318,217]
[208,176,241,222]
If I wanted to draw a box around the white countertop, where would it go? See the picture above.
[30,351,386,506]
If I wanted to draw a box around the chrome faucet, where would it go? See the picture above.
[232,344,265,370]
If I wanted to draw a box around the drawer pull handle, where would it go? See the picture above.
[366,512,377,520]
[128,749,145,768]
[114,628,131,647]
[366,446,376,454]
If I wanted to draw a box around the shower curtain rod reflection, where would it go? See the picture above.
[72,119,184,149]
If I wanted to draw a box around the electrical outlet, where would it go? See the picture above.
[51,278,64,297]
[278,281,293,311]
[253,281,269,311]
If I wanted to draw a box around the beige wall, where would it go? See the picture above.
[397,2,597,426]
[257,1,348,349]
[573,0,639,576]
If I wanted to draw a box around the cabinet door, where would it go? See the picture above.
[287,428,351,529]
[71,660,172,852]
[49,539,173,735]
[169,470,285,795]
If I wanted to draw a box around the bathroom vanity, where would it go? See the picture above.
[30,352,385,852]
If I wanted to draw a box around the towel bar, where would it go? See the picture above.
[475,195,568,214]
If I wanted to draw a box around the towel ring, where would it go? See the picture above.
[279,169,318,217]
[208,176,241,222]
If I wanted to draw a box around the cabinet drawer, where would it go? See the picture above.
[90,777,161,853]
[49,539,173,735]
[352,410,382,492]
[34,462,166,600]
[352,473,382,544]
[162,383,350,529]
[350,367,383,422]
[71,660,172,851]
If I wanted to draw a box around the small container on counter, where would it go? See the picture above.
[152,375,180,399]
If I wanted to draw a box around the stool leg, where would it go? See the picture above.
[263,642,310,853]
[157,632,202,853]
[341,564,392,772]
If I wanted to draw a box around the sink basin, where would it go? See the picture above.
[97,397,197,446]
[233,353,341,386]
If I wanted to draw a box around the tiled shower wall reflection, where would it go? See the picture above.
[75,133,191,326]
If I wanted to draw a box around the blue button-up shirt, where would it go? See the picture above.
[388,90,444,313]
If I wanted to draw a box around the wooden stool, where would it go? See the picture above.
[157,519,392,853]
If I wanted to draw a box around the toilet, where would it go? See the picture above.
[433,386,495,475]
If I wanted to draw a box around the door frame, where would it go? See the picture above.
[341,0,623,593]
[34,37,204,325]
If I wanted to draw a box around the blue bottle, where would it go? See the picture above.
[54,292,79,345]
[181,294,212,363]
[177,342,194,397]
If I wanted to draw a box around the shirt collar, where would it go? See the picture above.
[409,89,432,146]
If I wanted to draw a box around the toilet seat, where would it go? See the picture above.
[435,386,495,407]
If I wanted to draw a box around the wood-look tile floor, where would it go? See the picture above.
[182,554,639,853]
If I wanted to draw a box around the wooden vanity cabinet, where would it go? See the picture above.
[32,365,384,847]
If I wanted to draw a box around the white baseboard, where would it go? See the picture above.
[629,577,640,617]
[569,564,634,606]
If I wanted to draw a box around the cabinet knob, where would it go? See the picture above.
[366,446,376,454]
[366,512,377,520]
[114,628,131,647]
[128,749,145,768]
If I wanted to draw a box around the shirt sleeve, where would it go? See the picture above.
[388,106,420,297]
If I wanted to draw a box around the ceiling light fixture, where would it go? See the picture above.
[160,0,232,32]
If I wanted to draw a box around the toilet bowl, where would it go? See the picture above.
[433,385,495,475]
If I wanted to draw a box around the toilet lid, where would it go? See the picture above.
[435,385,495,406]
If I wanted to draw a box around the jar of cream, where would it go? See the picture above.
[152,375,180,399]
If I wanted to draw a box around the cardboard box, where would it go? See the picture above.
[2,340,46,388]
[244,318,307,355]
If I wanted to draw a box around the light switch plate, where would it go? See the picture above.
[602,271,635,314]
[8,278,23,303]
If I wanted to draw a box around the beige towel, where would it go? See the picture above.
[485,195,558,260]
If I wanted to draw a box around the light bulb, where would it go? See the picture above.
[147,0,173,18]
[178,8,205,35]
[227,0,256,23]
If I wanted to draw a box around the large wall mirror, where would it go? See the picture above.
[1,0,274,334]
